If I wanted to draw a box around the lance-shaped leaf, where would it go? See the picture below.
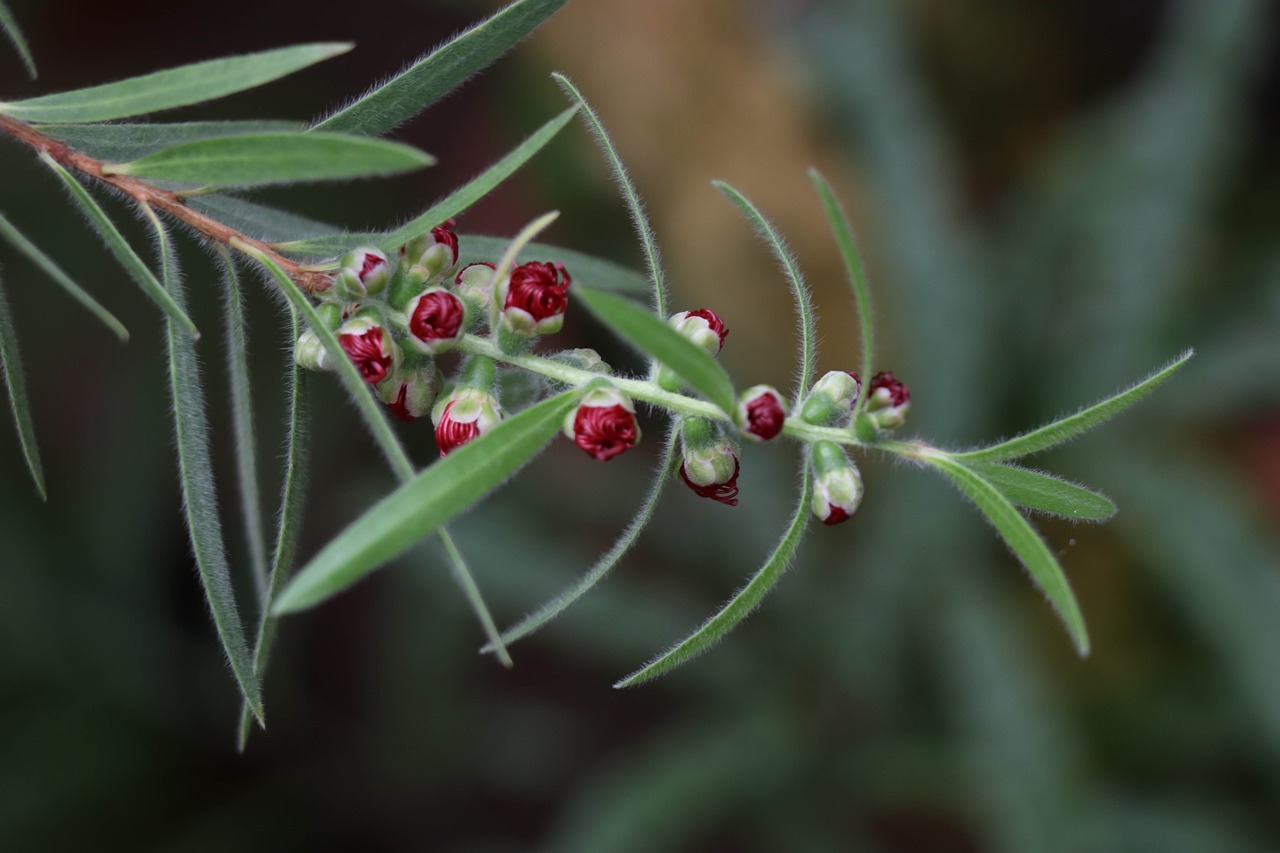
[238,310,309,751]
[0,272,45,498]
[275,107,576,257]
[103,132,433,187]
[925,453,1090,657]
[146,206,263,722]
[714,180,818,400]
[616,466,813,688]
[953,349,1194,463]
[553,73,668,317]
[190,194,337,244]
[313,0,568,136]
[0,0,36,79]
[809,169,874,412]
[577,287,736,416]
[0,43,350,123]
[34,120,302,162]
[0,212,128,341]
[486,419,681,652]
[40,153,197,338]
[273,390,580,615]
[968,462,1116,521]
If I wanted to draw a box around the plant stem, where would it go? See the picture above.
[0,113,332,293]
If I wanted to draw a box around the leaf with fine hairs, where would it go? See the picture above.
[272,390,581,615]
[145,206,262,722]
[0,211,128,341]
[953,349,1194,463]
[968,462,1116,521]
[925,453,1090,657]
[577,287,737,417]
[33,120,303,162]
[616,465,814,688]
[553,73,668,317]
[313,0,568,136]
[809,169,874,413]
[188,195,338,244]
[0,271,45,499]
[40,153,198,338]
[103,132,433,187]
[714,180,818,400]
[0,0,36,79]
[238,308,310,751]
[0,43,351,123]
[485,419,681,653]
[273,106,578,257]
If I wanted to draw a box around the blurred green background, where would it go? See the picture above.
[1,0,1279,849]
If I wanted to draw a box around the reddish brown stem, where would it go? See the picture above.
[0,112,332,293]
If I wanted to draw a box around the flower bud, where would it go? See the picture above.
[552,348,612,375]
[564,384,640,461]
[678,419,740,506]
[454,262,496,315]
[315,301,343,331]
[377,364,442,423]
[337,316,397,384]
[800,370,861,427]
[866,371,911,429]
[335,247,390,299]
[432,386,505,456]
[737,384,787,443]
[497,261,570,337]
[293,329,331,372]
[402,220,459,280]
[405,288,468,355]
[668,308,729,357]
[809,440,863,525]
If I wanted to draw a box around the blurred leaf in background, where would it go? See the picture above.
[1,0,1279,850]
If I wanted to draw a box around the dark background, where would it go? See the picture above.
[1,0,1279,849]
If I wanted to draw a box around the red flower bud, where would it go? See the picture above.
[679,456,740,506]
[378,365,441,423]
[430,219,459,268]
[668,308,729,356]
[337,318,395,384]
[737,385,787,443]
[498,261,571,336]
[402,219,459,279]
[406,288,467,354]
[564,385,639,461]
[867,371,911,429]
[455,262,496,312]
[336,247,390,298]
[431,388,504,456]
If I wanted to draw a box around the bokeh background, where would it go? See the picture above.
[1,0,1279,849]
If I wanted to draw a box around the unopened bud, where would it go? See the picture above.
[378,364,442,423]
[800,370,861,427]
[497,261,570,337]
[432,386,504,456]
[335,247,390,299]
[454,262,496,315]
[405,288,468,355]
[564,384,640,462]
[866,371,911,429]
[810,440,862,526]
[337,316,397,384]
[294,329,331,372]
[668,308,729,356]
[678,418,740,506]
[403,220,459,280]
[737,384,787,443]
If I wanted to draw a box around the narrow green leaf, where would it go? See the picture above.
[553,73,667,317]
[40,153,198,338]
[34,120,302,162]
[577,287,737,416]
[313,0,568,136]
[439,528,512,668]
[0,0,37,79]
[616,465,813,688]
[486,419,680,652]
[953,349,1194,463]
[968,462,1115,521]
[104,132,433,186]
[0,212,128,341]
[714,180,818,399]
[145,205,262,723]
[0,271,45,499]
[809,169,873,411]
[925,452,1090,656]
[273,390,580,615]
[219,253,269,599]
[238,309,310,751]
[189,194,337,244]
[1,43,351,123]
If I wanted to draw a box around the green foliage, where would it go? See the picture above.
[460,236,650,295]
[0,43,350,123]
[969,462,1116,521]
[32,120,303,162]
[0,0,35,79]
[0,271,43,499]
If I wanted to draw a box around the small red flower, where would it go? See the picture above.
[500,261,571,335]
[406,289,467,354]
[738,385,786,442]
[680,456,740,506]
[565,386,639,461]
[338,320,394,384]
